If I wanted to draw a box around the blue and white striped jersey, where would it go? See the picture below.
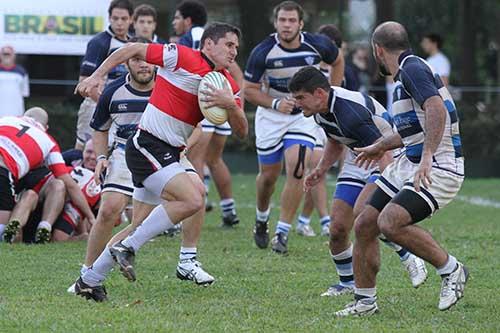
[80,26,130,80]
[244,32,339,100]
[392,51,463,175]
[178,26,204,50]
[90,74,151,145]
[314,87,393,151]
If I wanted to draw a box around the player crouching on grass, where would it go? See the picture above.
[72,22,247,302]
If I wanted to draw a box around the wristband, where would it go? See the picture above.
[271,98,281,111]
[97,154,107,162]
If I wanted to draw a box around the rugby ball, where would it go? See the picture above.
[198,71,230,125]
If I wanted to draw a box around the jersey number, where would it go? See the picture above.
[16,125,30,138]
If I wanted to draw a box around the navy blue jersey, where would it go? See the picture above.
[80,26,130,80]
[392,50,463,174]
[62,149,83,166]
[244,32,339,99]
[315,87,393,151]
[90,74,152,145]
[178,26,204,50]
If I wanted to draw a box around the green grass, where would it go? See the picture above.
[1,175,500,332]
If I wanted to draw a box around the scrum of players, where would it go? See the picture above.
[0,0,468,316]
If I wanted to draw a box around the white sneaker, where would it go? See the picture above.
[67,282,76,294]
[321,224,330,237]
[402,254,428,288]
[296,224,316,237]
[176,259,215,286]
[335,298,378,317]
[438,262,469,310]
[321,283,354,297]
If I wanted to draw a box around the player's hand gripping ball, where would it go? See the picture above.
[198,71,230,125]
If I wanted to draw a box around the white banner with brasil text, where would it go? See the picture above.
[0,0,110,55]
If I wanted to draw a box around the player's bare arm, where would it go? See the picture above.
[75,43,148,97]
[92,130,109,184]
[243,80,295,114]
[329,49,345,86]
[304,138,343,192]
[354,133,403,169]
[58,173,96,225]
[413,95,447,191]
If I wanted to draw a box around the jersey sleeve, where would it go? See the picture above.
[80,36,108,77]
[309,33,339,65]
[244,43,268,83]
[62,149,83,166]
[146,43,179,70]
[340,103,383,147]
[400,60,440,107]
[90,78,123,131]
[46,141,69,177]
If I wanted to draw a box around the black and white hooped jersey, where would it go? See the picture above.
[314,87,394,151]
[392,50,463,175]
[90,74,151,145]
[80,26,130,80]
[244,32,339,100]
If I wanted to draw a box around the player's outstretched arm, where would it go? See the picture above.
[304,138,343,192]
[329,49,345,86]
[75,43,148,98]
[355,133,403,169]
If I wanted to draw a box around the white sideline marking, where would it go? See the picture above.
[456,195,500,209]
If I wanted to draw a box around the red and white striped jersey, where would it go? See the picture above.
[62,166,101,228]
[140,43,241,147]
[0,116,67,181]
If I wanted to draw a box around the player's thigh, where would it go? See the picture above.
[206,133,227,164]
[283,144,312,179]
[98,191,129,220]
[330,197,355,233]
[187,130,212,168]
[52,229,71,242]
[353,183,378,218]
[258,161,282,184]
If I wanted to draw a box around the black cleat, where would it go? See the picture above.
[221,213,240,228]
[205,200,215,212]
[109,242,136,282]
[271,233,288,254]
[75,277,108,302]
[35,227,51,244]
[253,220,269,249]
[3,220,20,243]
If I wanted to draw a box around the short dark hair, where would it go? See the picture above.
[318,24,343,48]
[133,4,157,22]
[108,0,133,17]
[273,1,304,22]
[288,66,330,94]
[200,22,241,49]
[177,1,207,27]
[423,33,444,49]
[372,21,410,52]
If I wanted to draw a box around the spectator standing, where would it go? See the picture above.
[421,33,451,86]
[0,46,29,117]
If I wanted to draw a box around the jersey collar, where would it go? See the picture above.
[201,52,216,69]
[397,49,413,65]
[106,25,130,42]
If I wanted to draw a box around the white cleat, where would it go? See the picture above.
[296,224,316,237]
[402,254,428,288]
[438,262,469,311]
[176,259,215,286]
[335,298,379,317]
[67,282,76,294]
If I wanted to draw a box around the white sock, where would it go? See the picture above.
[82,249,115,287]
[80,264,89,276]
[297,215,311,225]
[331,244,354,287]
[179,247,197,261]
[122,205,174,252]
[37,220,52,231]
[0,224,5,239]
[437,254,458,276]
[256,207,270,223]
[220,198,236,217]
[354,287,377,300]
[275,221,291,236]
[320,216,331,227]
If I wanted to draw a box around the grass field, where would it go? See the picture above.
[1,175,500,332]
